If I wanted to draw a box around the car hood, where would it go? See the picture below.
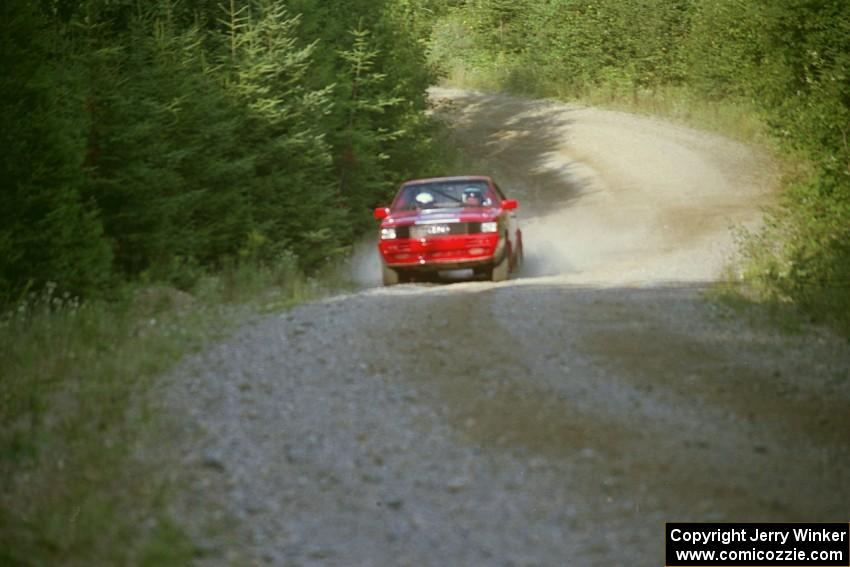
[382,207,500,227]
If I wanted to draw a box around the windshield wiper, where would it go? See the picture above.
[428,187,462,203]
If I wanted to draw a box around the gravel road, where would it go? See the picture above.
[161,90,850,566]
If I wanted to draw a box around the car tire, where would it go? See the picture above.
[513,238,524,273]
[490,243,510,282]
[382,265,401,286]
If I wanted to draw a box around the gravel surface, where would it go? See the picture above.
[160,90,850,566]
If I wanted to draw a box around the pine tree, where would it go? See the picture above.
[0,1,112,302]
[220,0,343,268]
[333,23,406,236]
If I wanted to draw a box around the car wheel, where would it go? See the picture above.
[490,244,510,282]
[513,239,524,272]
[382,265,401,286]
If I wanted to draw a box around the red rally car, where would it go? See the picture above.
[374,176,523,285]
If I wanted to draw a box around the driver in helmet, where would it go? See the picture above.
[463,187,484,207]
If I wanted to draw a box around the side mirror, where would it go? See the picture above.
[373,207,390,220]
[501,199,518,211]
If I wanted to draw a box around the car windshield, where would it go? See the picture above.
[392,180,495,211]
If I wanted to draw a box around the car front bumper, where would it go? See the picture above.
[379,233,503,270]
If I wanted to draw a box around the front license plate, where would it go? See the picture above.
[411,224,451,238]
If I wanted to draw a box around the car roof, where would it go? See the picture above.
[401,175,493,186]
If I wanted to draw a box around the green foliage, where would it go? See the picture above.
[685,0,767,99]
[703,0,850,332]
[0,2,112,303]
[769,174,850,330]
[81,15,251,277]
[333,24,406,237]
[430,0,692,95]
[219,0,342,269]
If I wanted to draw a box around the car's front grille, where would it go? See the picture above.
[396,222,482,238]
[395,225,411,239]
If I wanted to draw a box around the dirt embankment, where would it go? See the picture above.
[161,90,850,566]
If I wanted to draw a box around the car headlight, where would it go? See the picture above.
[480,221,498,233]
[381,227,397,240]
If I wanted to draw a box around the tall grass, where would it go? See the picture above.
[0,254,337,565]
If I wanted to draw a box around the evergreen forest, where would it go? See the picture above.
[2,0,447,303]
